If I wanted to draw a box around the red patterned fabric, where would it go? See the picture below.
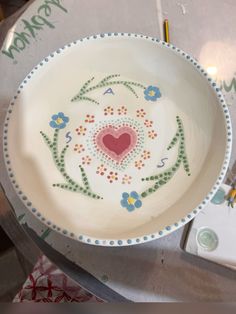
[14,255,102,303]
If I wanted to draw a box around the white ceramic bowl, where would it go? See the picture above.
[3,33,232,246]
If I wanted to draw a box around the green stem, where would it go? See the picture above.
[53,182,101,199]
[140,116,190,198]
[141,158,181,198]
[41,129,102,199]
[52,129,61,168]
[82,80,145,96]
[71,75,146,104]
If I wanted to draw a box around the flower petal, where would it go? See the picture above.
[52,114,58,120]
[63,116,69,123]
[130,191,139,199]
[122,192,129,199]
[145,86,152,92]
[134,200,142,208]
[152,86,158,91]
[49,120,59,129]
[127,204,135,212]
[58,112,65,118]
[58,122,66,129]
[120,199,128,208]
[155,89,161,98]
[150,96,157,101]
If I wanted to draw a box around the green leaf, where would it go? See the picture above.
[80,96,99,105]
[71,75,146,104]
[123,83,138,97]
[98,74,120,85]
[140,116,190,197]
[40,131,52,147]
[72,77,95,100]
[60,145,69,165]
[80,77,95,92]
[79,165,91,191]
[41,129,102,199]
[167,133,179,150]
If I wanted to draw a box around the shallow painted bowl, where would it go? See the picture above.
[3,33,232,246]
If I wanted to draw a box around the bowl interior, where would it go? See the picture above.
[6,35,229,243]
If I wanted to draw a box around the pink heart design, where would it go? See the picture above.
[96,126,137,162]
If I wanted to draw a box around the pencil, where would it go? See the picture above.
[164,19,170,43]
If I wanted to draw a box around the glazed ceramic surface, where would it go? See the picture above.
[3,33,232,246]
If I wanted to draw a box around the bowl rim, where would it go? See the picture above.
[3,32,232,247]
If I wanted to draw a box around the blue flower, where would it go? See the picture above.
[120,191,142,212]
[144,86,161,101]
[49,112,69,129]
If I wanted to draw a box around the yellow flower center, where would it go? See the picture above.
[56,117,63,125]
[148,90,155,96]
[128,197,135,205]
